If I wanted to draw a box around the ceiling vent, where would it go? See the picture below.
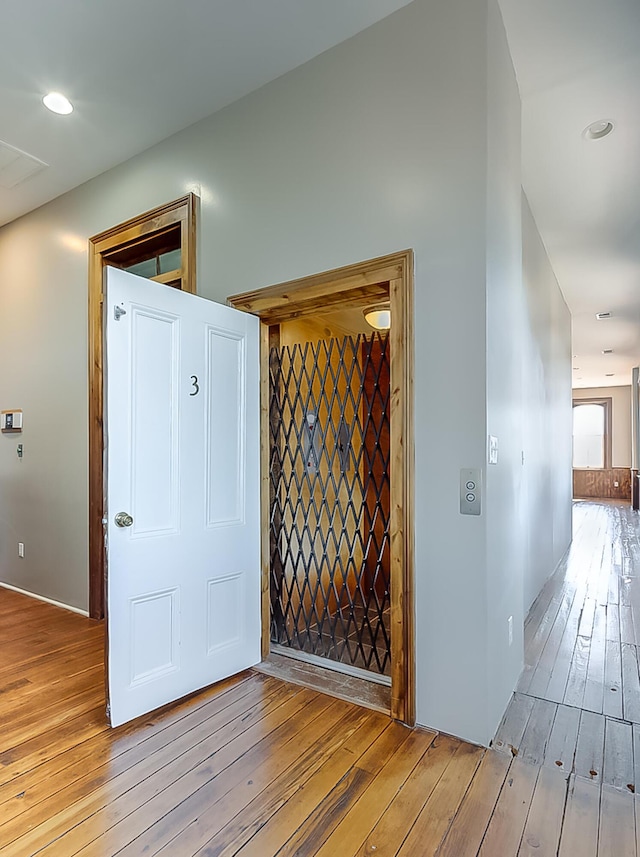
[595,312,612,320]
[0,140,47,189]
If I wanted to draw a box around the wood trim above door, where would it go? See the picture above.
[228,249,415,726]
[88,195,197,620]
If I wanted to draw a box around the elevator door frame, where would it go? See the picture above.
[228,249,415,726]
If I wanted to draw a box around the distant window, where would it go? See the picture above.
[572,399,612,469]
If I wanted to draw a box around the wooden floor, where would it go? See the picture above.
[494,499,640,856]
[1,499,640,855]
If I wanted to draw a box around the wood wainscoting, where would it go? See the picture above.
[573,467,631,500]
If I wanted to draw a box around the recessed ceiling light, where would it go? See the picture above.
[602,349,614,354]
[596,311,612,320]
[584,120,614,140]
[43,92,73,115]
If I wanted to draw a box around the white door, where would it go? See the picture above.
[105,267,260,727]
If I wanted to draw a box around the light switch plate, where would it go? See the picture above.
[488,435,498,465]
[1,410,22,432]
[460,468,482,516]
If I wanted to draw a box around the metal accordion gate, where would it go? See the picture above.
[268,331,391,679]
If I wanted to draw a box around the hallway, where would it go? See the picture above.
[492,499,640,855]
[1,500,639,855]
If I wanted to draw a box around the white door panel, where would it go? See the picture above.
[106,267,260,727]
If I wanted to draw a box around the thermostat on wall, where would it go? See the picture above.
[1,410,23,432]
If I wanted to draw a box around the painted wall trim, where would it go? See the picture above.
[0,581,90,617]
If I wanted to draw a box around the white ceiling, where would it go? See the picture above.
[0,0,412,227]
[3,0,638,392]
[499,0,640,389]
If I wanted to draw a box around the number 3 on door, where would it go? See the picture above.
[190,375,199,396]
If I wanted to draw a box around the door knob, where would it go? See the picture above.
[114,512,134,528]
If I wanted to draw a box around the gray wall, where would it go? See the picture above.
[0,0,572,744]
[521,196,573,613]
[485,0,526,739]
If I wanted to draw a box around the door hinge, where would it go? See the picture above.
[114,305,126,321]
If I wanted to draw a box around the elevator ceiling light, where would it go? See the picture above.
[43,92,73,115]
[584,120,614,140]
[363,305,391,330]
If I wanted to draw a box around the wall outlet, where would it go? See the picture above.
[614,481,619,487]
[18,542,24,558]
[508,615,513,647]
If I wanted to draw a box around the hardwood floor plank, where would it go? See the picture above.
[0,705,109,785]
[603,640,624,719]
[516,764,568,857]
[477,758,540,856]
[227,714,397,857]
[493,694,535,757]
[558,775,601,857]
[356,735,461,857]
[606,604,621,643]
[583,605,607,713]
[631,585,640,648]
[564,635,591,709]
[123,702,385,857]
[574,710,606,782]
[620,605,636,645]
[579,598,597,639]
[527,591,579,700]
[522,585,570,684]
[310,727,435,857]
[608,573,620,612]
[1,683,310,855]
[395,742,484,857]
[545,595,586,703]
[0,673,265,827]
[603,718,634,791]
[544,703,580,773]
[435,750,511,857]
[633,725,640,793]
[622,643,640,723]
[598,784,636,857]
[0,664,102,721]
[262,723,407,857]
[518,698,557,766]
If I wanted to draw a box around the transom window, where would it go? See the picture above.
[572,398,612,469]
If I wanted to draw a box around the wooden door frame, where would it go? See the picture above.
[228,250,415,725]
[88,195,197,620]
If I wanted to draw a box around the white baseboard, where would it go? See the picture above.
[0,581,90,617]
